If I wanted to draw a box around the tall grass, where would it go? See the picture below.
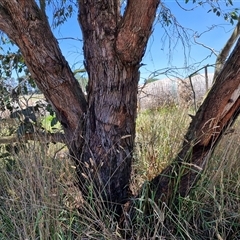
[0,105,239,239]
[134,105,190,183]
[133,106,240,239]
[0,141,83,239]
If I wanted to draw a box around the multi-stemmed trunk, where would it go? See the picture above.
[0,0,159,215]
[75,0,159,214]
[0,0,239,221]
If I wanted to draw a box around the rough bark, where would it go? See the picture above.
[78,0,159,214]
[0,0,159,216]
[148,37,240,206]
[0,0,87,147]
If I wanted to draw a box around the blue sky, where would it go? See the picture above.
[52,1,239,83]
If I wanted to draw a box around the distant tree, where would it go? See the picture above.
[0,0,239,227]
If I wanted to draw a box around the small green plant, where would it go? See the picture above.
[41,114,62,133]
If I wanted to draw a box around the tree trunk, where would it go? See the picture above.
[0,1,87,143]
[77,0,159,214]
[0,0,159,215]
[1,0,239,223]
[148,37,240,206]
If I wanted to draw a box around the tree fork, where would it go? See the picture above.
[2,0,239,227]
[78,0,160,215]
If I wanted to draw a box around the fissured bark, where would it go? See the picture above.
[0,0,159,216]
[0,0,239,221]
[77,0,159,214]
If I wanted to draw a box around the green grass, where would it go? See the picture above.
[0,105,239,239]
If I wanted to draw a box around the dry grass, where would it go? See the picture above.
[0,105,239,239]
[0,141,82,239]
[132,106,240,239]
[133,105,190,185]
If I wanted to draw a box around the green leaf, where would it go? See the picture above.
[231,12,239,20]
[41,115,55,132]
[51,116,59,127]
[41,114,61,133]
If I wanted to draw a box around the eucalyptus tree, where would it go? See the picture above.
[0,0,239,221]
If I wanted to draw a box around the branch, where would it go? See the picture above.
[0,131,66,145]
[0,1,87,137]
[194,34,218,57]
[0,5,16,38]
[57,37,82,42]
[213,16,240,82]
[116,0,160,64]
[175,0,199,11]
[148,37,240,206]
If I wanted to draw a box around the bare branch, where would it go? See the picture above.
[57,37,82,41]
[194,34,218,57]
[155,2,193,67]
[0,131,66,145]
[175,0,199,11]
